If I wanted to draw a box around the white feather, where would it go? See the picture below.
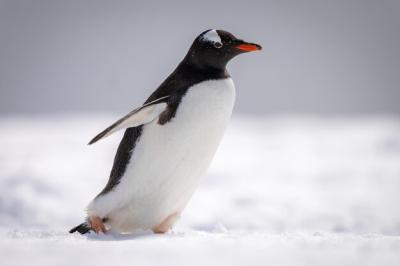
[200,29,222,44]
[89,96,168,144]
[87,78,235,232]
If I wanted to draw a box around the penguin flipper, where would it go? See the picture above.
[69,222,92,234]
[88,96,169,145]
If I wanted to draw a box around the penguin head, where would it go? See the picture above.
[185,29,262,70]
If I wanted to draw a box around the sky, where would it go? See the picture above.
[0,0,399,114]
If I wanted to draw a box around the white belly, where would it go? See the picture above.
[88,78,235,232]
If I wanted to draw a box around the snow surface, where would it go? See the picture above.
[0,114,400,265]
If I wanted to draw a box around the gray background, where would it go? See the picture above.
[0,0,399,115]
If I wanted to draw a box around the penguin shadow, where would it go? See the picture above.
[85,230,184,241]
[85,230,152,241]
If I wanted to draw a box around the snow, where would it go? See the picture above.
[0,114,400,265]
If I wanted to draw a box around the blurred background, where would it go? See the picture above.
[1,0,399,115]
[0,1,400,265]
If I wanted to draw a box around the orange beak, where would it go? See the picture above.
[236,42,262,52]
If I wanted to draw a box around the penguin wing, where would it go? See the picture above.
[88,96,169,145]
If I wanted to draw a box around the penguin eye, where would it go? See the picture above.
[214,42,223,49]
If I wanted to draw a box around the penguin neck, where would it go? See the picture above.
[178,55,229,80]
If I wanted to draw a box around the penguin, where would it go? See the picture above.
[69,29,261,234]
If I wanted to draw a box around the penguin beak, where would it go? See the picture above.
[235,41,262,52]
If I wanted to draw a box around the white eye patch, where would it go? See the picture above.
[201,29,223,47]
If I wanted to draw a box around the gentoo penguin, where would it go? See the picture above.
[70,29,261,234]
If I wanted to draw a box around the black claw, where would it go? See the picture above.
[69,222,92,234]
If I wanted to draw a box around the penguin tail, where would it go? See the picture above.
[69,222,92,234]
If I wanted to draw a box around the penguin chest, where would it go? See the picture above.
[110,78,235,230]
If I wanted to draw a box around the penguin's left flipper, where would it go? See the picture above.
[88,96,169,145]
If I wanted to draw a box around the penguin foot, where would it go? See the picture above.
[69,222,91,234]
[152,213,179,234]
[90,216,106,233]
